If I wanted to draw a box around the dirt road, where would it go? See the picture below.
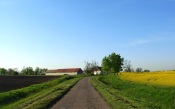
[51,77,111,109]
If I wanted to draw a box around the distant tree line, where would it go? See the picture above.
[0,67,47,76]
[123,60,150,73]
[0,68,19,75]
[21,67,47,75]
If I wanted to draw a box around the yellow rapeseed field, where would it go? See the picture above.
[120,71,175,86]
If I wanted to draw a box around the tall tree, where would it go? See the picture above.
[7,68,15,75]
[84,61,92,74]
[101,52,124,75]
[41,68,48,75]
[34,67,47,75]
[91,60,99,73]
[0,68,7,75]
[84,60,99,75]
[34,67,40,75]
[102,56,111,74]
[123,60,133,72]
[21,67,34,75]
[136,68,142,72]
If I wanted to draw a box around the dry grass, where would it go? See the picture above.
[120,71,175,86]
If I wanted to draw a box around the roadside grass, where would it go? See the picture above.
[0,76,82,109]
[91,74,175,109]
[91,76,140,109]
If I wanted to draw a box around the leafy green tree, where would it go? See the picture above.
[136,68,142,73]
[13,71,19,75]
[34,67,47,75]
[21,67,34,75]
[34,67,40,75]
[22,67,47,75]
[102,56,111,74]
[21,67,27,75]
[101,52,124,75]
[8,68,15,75]
[0,68,18,75]
[0,68,7,75]
[41,68,47,75]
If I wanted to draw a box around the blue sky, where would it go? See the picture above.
[0,0,175,71]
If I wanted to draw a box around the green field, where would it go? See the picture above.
[91,74,175,109]
[0,76,82,109]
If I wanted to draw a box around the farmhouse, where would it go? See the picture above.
[93,67,102,75]
[45,68,83,75]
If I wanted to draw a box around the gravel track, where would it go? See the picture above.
[51,77,110,109]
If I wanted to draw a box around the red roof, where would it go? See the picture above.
[46,68,82,73]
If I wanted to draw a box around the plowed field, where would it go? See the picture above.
[0,76,59,92]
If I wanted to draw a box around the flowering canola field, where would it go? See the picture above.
[120,71,175,86]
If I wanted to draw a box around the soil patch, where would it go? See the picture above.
[0,76,59,92]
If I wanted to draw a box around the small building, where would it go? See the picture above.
[93,67,102,75]
[45,68,83,76]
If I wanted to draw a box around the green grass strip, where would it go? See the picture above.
[10,78,81,109]
[91,77,140,109]
[0,76,79,108]
[91,74,175,109]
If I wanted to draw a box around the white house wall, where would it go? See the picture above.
[45,72,77,75]
[93,71,101,75]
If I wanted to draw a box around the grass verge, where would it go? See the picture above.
[91,74,175,109]
[0,76,82,109]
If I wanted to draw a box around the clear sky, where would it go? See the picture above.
[0,0,175,71]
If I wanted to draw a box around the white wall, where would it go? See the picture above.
[45,72,77,75]
[93,70,101,75]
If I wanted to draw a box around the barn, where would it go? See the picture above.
[45,68,83,75]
